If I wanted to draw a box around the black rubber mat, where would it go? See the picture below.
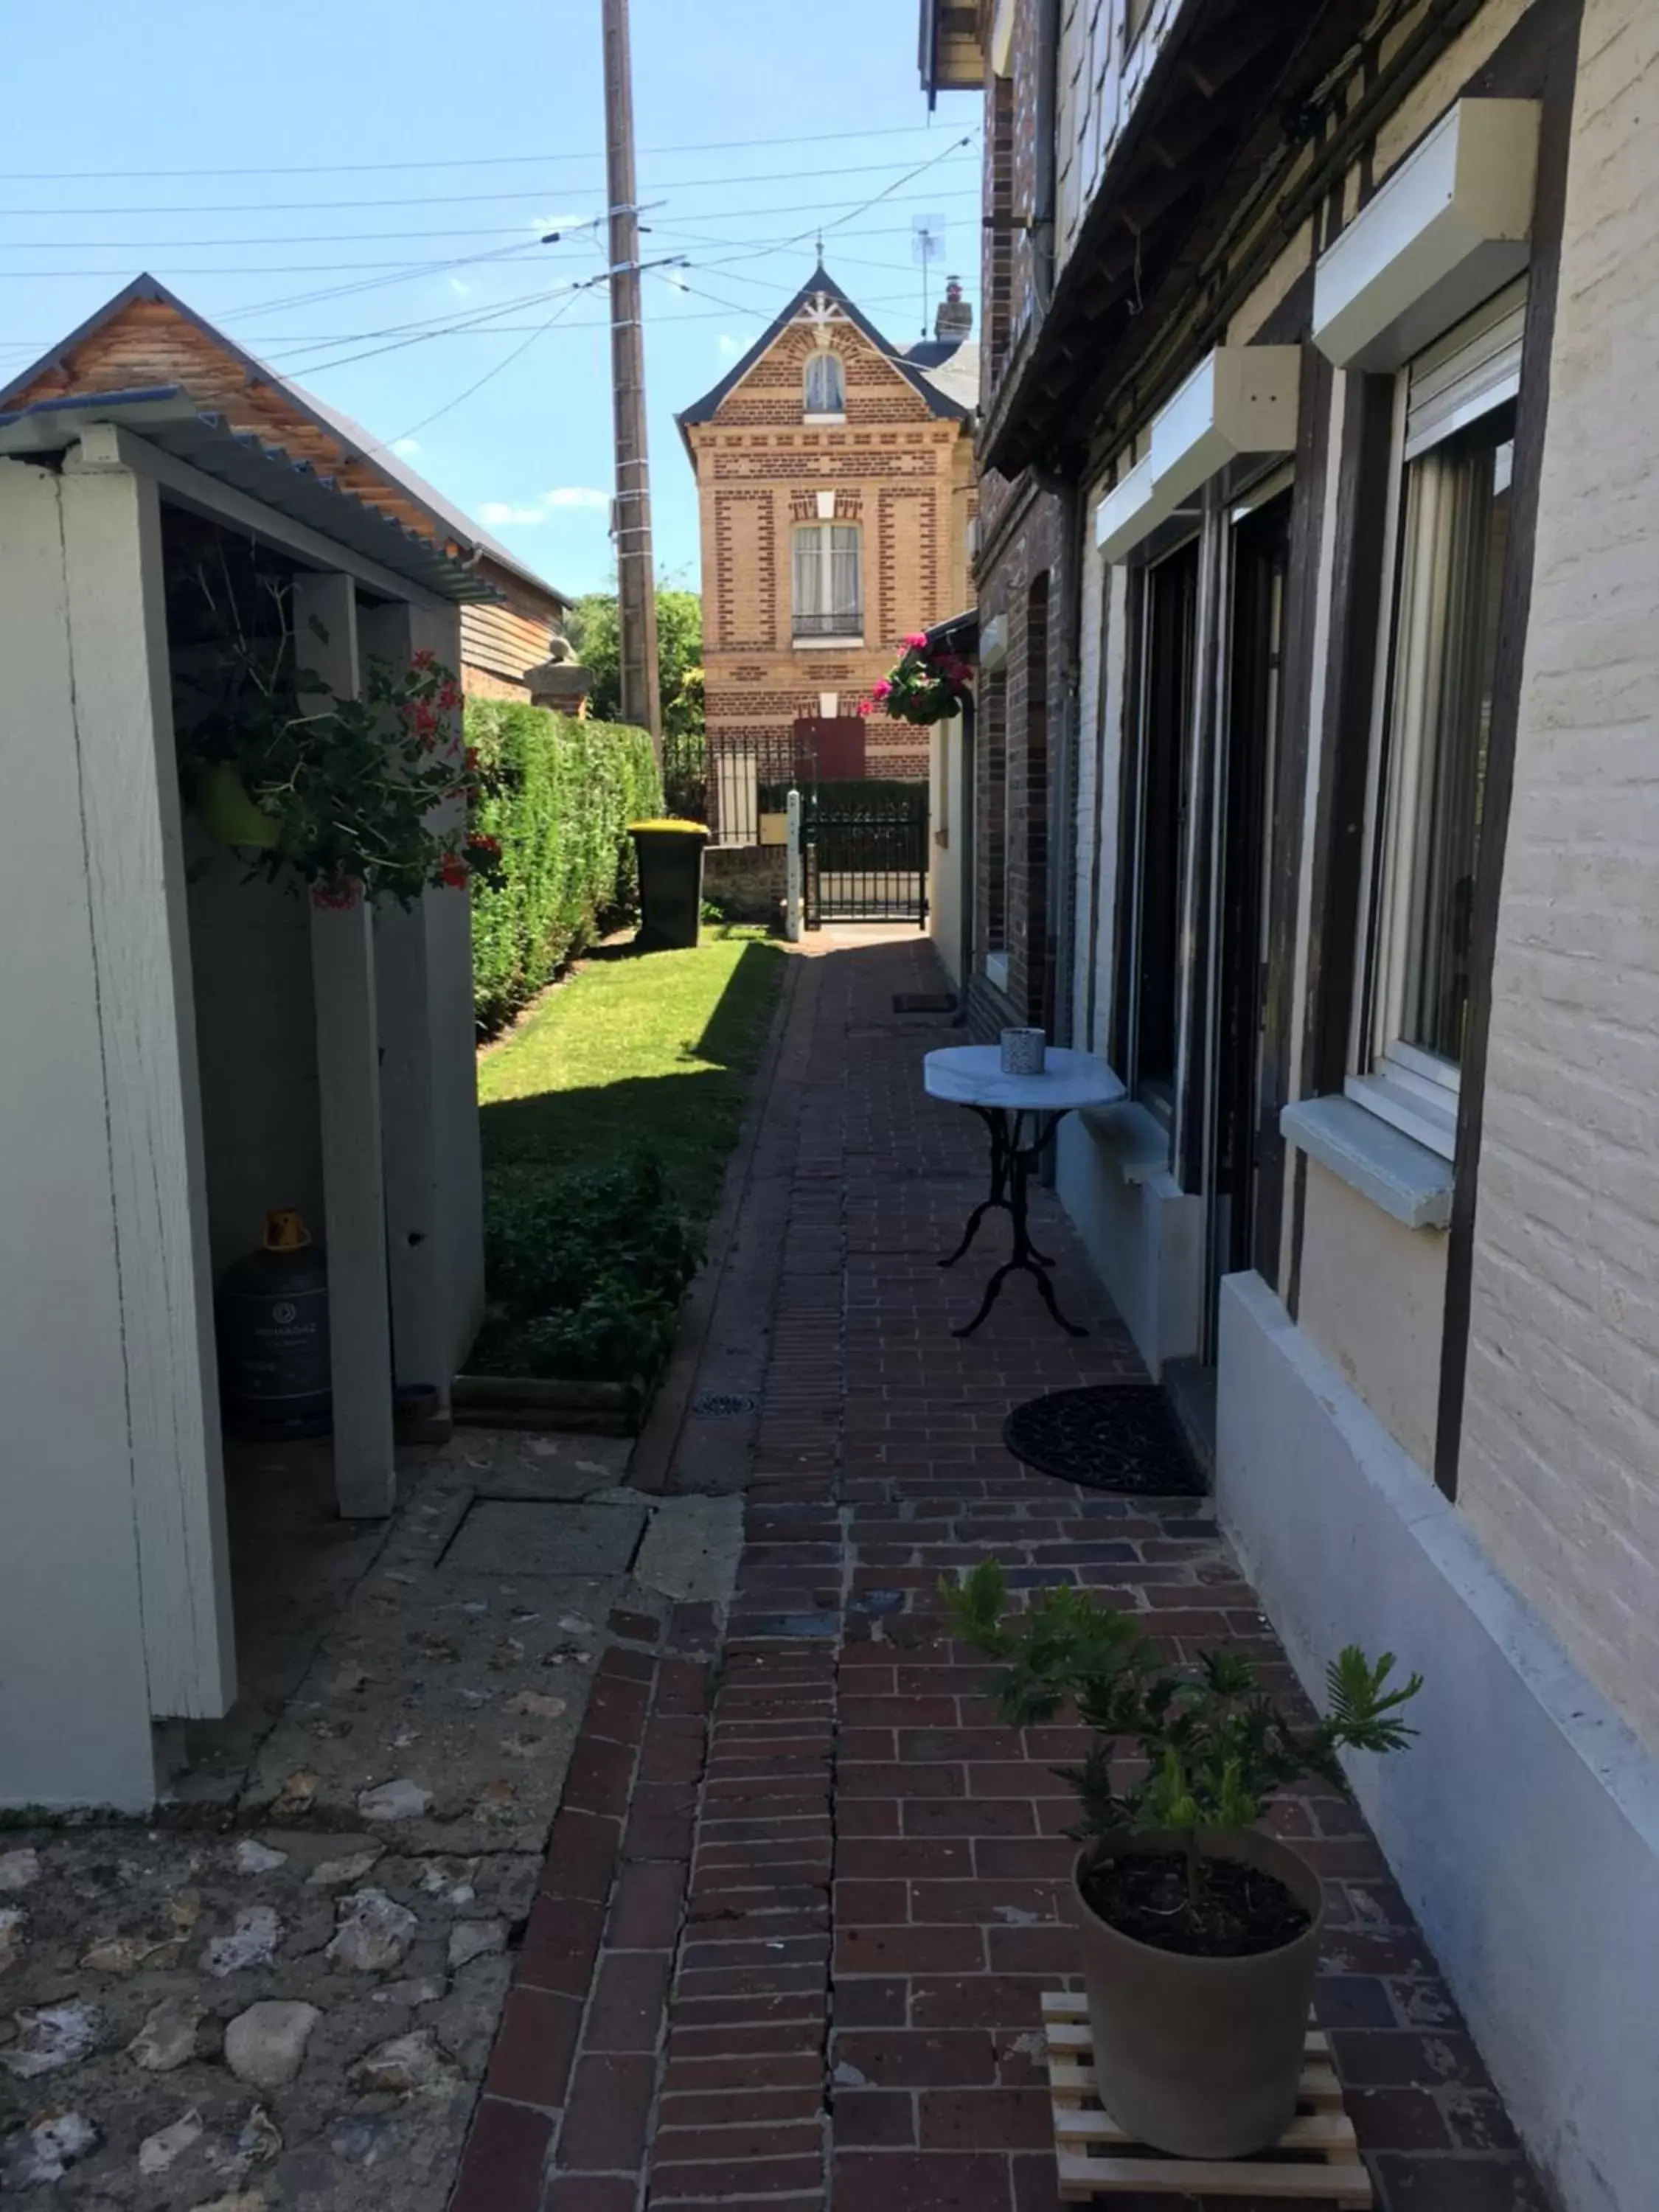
[1002,1383,1207,1496]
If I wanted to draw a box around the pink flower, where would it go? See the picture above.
[902,631,929,650]
[855,699,874,717]
[872,678,891,700]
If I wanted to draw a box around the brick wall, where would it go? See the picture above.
[972,482,1070,1030]
[1458,0,1659,1756]
[686,301,975,790]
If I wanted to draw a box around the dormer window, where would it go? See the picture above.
[804,349,846,420]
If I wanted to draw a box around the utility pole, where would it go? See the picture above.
[602,0,661,746]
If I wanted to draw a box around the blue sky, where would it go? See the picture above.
[0,1,981,599]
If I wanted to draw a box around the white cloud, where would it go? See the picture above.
[391,437,422,459]
[448,276,474,299]
[663,268,689,293]
[477,487,610,529]
[717,331,757,359]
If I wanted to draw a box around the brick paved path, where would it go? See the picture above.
[452,934,1545,2212]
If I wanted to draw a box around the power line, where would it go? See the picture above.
[0,122,980,184]
[0,191,981,281]
[0,153,978,221]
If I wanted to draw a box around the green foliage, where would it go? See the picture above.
[568,588,704,740]
[175,554,489,909]
[466,701,661,1034]
[471,1152,703,1385]
[942,1559,1422,1850]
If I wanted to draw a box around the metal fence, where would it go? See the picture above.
[706,733,806,846]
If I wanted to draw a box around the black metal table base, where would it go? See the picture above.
[941,1106,1086,1338]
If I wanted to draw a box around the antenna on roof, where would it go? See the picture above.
[815,229,824,266]
[912,214,946,339]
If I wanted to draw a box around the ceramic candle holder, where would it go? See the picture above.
[1000,1027,1047,1077]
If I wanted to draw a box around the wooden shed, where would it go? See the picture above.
[0,278,562,1810]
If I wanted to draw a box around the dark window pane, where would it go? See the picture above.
[1406,407,1514,1062]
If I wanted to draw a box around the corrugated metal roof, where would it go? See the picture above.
[0,389,504,605]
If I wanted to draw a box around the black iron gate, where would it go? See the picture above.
[804,785,929,929]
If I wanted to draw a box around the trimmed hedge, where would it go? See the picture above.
[467,701,661,1035]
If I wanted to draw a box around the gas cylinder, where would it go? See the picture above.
[217,1208,332,1439]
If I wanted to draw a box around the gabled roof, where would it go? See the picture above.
[676,262,973,434]
[0,275,571,610]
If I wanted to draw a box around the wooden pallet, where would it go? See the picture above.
[1042,1992,1373,2207]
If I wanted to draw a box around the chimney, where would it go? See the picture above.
[934,276,973,343]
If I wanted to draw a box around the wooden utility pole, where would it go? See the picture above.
[602,0,661,745]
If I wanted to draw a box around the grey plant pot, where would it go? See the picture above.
[1068,1828,1324,2159]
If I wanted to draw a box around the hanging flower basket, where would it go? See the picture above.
[186,641,501,911]
[856,631,973,726]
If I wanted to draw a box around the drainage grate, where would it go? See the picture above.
[693,1391,759,1419]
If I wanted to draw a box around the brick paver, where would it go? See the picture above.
[452,933,1545,2212]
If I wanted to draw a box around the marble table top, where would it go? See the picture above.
[922,1045,1126,1113]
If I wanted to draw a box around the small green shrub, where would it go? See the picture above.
[467,703,661,1035]
[942,1559,1422,1919]
[472,1153,703,1385]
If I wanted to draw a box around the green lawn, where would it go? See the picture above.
[478,926,787,1224]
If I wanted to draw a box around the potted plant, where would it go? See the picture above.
[857,630,973,726]
[942,1561,1422,2160]
[629,818,709,950]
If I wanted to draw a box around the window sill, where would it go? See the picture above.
[1078,1098,1167,1185]
[803,413,846,427]
[793,633,863,651]
[1343,1068,1457,1160]
[1281,1094,1453,1231]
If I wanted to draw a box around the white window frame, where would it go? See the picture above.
[1349,283,1526,1162]
[803,349,846,423]
[791,519,863,645]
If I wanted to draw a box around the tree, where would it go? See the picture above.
[568,588,703,740]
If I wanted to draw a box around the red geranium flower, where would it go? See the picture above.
[438,852,469,889]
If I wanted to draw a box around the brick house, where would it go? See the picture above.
[677,265,977,844]
[924,3,1659,2208]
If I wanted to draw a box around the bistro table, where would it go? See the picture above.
[924,1046,1125,1338]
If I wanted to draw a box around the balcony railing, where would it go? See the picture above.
[793,611,864,640]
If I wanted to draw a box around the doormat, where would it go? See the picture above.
[693,1391,758,1418]
[892,991,958,1013]
[1002,1384,1206,1497]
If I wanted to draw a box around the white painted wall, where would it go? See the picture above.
[186,841,323,1278]
[1456,0,1659,1761]
[1218,1270,1659,2212]
[1054,1113,1203,1376]
[0,454,233,1808]
[928,712,967,989]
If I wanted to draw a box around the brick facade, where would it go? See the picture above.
[682,279,975,793]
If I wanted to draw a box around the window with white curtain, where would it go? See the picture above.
[804,349,846,417]
[1352,284,1523,1160]
[792,522,862,638]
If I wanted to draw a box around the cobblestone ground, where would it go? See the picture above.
[456,935,1549,2212]
[0,1433,737,2210]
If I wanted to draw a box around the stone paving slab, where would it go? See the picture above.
[452,935,1550,2212]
